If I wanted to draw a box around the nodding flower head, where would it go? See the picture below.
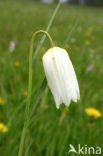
[42,47,80,109]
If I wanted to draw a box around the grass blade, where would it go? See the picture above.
[62,18,79,47]
[30,77,47,118]
[33,0,62,60]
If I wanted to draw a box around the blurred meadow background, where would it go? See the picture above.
[0,0,103,155]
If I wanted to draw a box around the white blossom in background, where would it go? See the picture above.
[42,47,80,109]
[71,38,76,43]
[41,0,68,3]
[77,26,82,32]
[88,49,95,59]
[89,48,94,54]
[96,54,100,60]
[41,0,53,3]
[9,41,18,52]
[86,64,94,74]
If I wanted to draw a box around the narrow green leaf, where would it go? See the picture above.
[33,0,62,60]
[30,77,47,118]
[62,18,79,48]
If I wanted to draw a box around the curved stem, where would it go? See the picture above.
[33,0,61,60]
[18,30,54,156]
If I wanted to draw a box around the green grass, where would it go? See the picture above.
[0,0,103,155]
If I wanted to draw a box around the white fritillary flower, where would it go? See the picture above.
[42,47,80,109]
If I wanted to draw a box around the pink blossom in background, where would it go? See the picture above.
[9,41,18,52]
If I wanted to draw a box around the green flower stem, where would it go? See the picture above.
[18,30,54,156]
[33,0,61,61]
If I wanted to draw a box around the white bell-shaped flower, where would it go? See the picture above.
[42,47,80,109]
